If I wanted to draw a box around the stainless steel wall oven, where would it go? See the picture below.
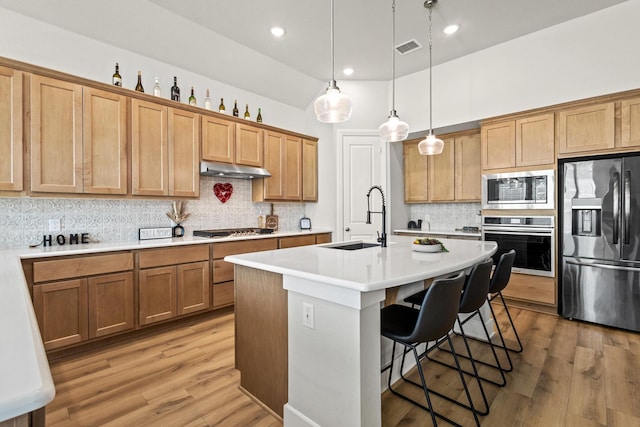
[482,215,555,277]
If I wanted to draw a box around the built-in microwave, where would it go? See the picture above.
[482,169,555,210]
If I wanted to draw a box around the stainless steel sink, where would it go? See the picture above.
[326,242,380,250]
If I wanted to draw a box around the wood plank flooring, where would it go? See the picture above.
[46,304,640,426]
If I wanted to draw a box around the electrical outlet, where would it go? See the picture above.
[48,218,61,232]
[303,302,314,329]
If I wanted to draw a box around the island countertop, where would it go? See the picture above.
[225,235,497,292]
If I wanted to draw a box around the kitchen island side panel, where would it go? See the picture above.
[234,265,288,419]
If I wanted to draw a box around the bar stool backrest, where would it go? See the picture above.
[488,249,516,294]
[459,258,493,313]
[410,271,465,343]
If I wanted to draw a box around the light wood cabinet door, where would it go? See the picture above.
[403,140,429,203]
[302,138,318,201]
[0,66,23,191]
[88,272,134,338]
[557,102,615,154]
[177,261,210,316]
[138,266,177,326]
[236,122,263,167]
[33,279,88,351]
[284,135,302,200]
[260,130,285,199]
[131,99,168,196]
[169,108,200,197]
[83,88,127,195]
[515,113,555,167]
[30,75,83,193]
[621,97,640,148]
[481,121,515,171]
[201,115,235,163]
[428,137,455,201]
[455,133,481,201]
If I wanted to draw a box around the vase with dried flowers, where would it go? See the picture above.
[166,201,190,237]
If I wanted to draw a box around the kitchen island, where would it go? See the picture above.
[226,235,497,427]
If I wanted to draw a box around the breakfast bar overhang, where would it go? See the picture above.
[225,235,498,427]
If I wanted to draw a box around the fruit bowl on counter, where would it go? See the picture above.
[412,238,448,253]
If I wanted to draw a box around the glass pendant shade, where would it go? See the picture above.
[418,132,444,155]
[314,82,352,123]
[378,112,409,142]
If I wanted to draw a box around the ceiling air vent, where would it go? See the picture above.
[395,39,422,55]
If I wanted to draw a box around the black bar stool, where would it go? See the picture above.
[381,271,479,427]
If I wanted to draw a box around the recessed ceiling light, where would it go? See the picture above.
[343,67,354,76]
[270,26,285,37]
[443,24,460,35]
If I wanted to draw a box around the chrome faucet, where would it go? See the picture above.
[366,185,387,247]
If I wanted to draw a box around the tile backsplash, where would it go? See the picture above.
[0,176,306,249]
[409,202,482,231]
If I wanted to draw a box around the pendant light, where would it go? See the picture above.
[418,0,444,155]
[378,0,410,142]
[314,0,353,123]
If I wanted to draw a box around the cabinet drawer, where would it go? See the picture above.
[501,273,555,306]
[139,244,209,268]
[33,252,133,283]
[213,238,277,259]
[315,233,332,244]
[213,260,234,283]
[279,235,316,249]
[213,281,234,308]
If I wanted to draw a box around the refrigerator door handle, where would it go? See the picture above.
[624,171,631,245]
[565,259,640,272]
[613,171,620,244]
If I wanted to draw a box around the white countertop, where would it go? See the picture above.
[0,228,330,422]
[394,228,482,238]
[225,235,497,292]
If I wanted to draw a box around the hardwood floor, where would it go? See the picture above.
[46,304,640,426]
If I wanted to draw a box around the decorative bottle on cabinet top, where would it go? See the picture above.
[171,76,180,102]
[189,87,197,106]
[204,89,212,110]
[135,71,144,93]
[112,63,122,87]
[244,104,250,120]
[256,108,263,123]
[153,77,161,96]
[233,100,239,117]
[219,98,226,113]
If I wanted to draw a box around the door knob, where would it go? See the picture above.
[345,227,350,232]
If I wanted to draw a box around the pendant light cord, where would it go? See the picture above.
[391,0,396,113]
[428,0,434,134]
[331,0,335,84]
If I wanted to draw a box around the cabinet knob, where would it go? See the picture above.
[345,227,350,232]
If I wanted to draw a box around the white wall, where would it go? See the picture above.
[394,0,640,132]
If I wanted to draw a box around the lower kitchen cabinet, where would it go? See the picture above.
[278,234,316,248]
[138,245,210,326]
[88,272,134,338]
[501,273,556,309]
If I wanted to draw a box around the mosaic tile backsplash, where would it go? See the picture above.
[409,202,482,231]
[0,176,306,249]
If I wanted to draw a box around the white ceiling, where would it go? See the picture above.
[0,0,629,109]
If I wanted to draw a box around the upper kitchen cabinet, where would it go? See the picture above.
[557,102,614,155]
[168,108,200,197]
[428,137,455,201]
[253,130,301,201]
[131,99,199,197]
[481,113,554,172]
[31,76,128,194]
[0,66,23,192]
[83,88,127,195]
[302,138,318,202]
[30,75,83,193]
[235,122,263,167]
[455,132,481,201]
[621,97,640,148]
[201,115,235,163]
[403,140,429,203]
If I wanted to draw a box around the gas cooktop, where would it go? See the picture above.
[193,228,275,238]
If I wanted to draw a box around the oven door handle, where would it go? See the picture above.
[482,228,553,235]
[565,259,640,272]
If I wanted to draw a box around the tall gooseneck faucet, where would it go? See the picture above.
[366,185,387,247]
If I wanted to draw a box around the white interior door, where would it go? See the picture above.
[338,131,386,242]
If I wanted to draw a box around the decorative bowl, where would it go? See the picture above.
[412,243,442,253]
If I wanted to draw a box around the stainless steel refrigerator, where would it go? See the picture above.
[561,155,640,332]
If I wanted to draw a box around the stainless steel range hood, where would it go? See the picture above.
[200,161,271,179]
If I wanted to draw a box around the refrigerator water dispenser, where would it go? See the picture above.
[571,198,602,237]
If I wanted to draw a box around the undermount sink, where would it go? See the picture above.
[326,242,381,251]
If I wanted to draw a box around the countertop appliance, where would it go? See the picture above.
[561,155,640,332]
[193,228,275,238]
[482,215,554,277]
[482,169,554,210]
